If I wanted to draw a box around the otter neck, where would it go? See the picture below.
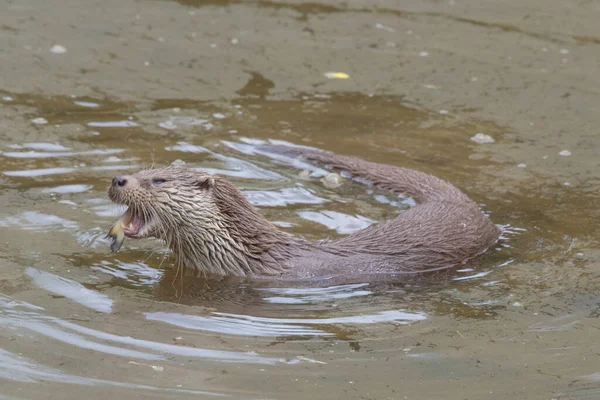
[166,179,305,277]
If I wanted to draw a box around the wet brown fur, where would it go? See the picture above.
[108,145,500,282]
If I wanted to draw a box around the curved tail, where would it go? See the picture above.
[260,144,471,205]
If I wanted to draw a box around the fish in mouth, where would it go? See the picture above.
[105,209,145,252]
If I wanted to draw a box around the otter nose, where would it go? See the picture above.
[112,176,128,188]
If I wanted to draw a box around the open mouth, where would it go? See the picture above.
[106,208,151,253]
[122,210,143,237]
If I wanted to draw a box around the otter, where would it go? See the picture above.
[107,144,500,282]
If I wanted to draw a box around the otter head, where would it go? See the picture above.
[107,167,295,276]
[108,167,216,242]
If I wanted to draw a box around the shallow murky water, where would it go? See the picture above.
[1,1,599,399]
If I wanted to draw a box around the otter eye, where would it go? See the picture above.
[152,178,166,185]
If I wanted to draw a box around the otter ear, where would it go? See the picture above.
[196,175,215,190]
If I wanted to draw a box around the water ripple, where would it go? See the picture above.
[25,267,113,313]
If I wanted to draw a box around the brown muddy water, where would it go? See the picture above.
[1,0,599,399]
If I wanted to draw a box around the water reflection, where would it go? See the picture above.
[146,308,426,337]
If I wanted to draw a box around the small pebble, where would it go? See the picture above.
[299,170,311,179]
[324,72,350,79]
[2,96,14,102]
[470,133,495,144]
[375,23,395,32]
[212,113,226,119]
[439,109,448,115]
[230,38,239,44]
[559,49,570,54]
[517,163,527,168]
[321,173,343,189]
[49,45,67,54]
[559,150,571,156]
[419,51,429,57]
[31,117,48,125]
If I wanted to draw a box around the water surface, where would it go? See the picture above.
[1,1,599,399]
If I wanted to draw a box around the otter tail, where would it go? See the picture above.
[259,144,471,205]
